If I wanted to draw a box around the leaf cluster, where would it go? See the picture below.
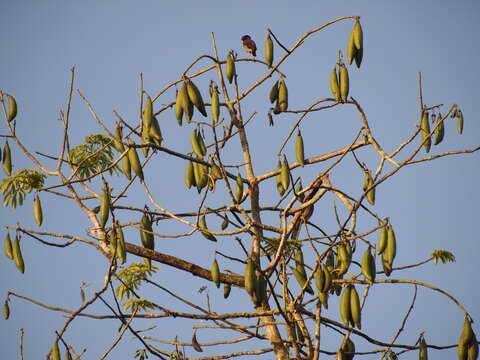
[0,168,46,208]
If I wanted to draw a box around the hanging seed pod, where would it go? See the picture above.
[226,52,236,84]
[269,80,279,104]
[381,250,392,277]
[6,94,17,122]
[295,131,305,167]
[339,64,349,103]
[276,161,285,195]
[254,272,267,305]
[3,141,12,176]
[211,258,221,288]
[419,336,428,360]
[3,301,9,320]
[347,26,356,66]
[190,130,204,159]
[322,266,332,293]
[192,332,203,352]
[193,161,208,192]
[221,215,229,230]
[210,163,223,181]
[315,265,325,294]
[51,341,61,360]
[385,225,397,265]
[280,158,290,192]
[339,285,352,326]
[140,214,154,269]
[12,235,25,274]
[353,19,363,51]
[211,86,220,125]
[292,267,314,295]
[319,292,329,309]
[33,194,43,226]
[143,95,153,132]
[4,233,13,260]
[113,123,126,153]
[433,113,445,145]
[361,246,376,283]
[364,171,375,206]
[468,333,478,360]
[354,44,363,69]
[330,66,340,101]
[186,80,207,117]
[127,144,144,181]
[199,215,217,242]
[265,34,274,68]
[378,225,388,255]
[349,285,361,329]
[197,131,207,157]
[223,283,231,299]
[185,161,195,189]
[278,78,288,111]
[457,109,464,135]
[420,110,431,153]
[116,222,127,264]
[181,83,194,123]
[149,116,163,147]
[175,88,184,126]
[99,184,110,228]
[244,258,255,297]
[235,172,244,203]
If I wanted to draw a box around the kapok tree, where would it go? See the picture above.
[1,16,479,360]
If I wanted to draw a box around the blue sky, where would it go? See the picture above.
[1,1,479,359]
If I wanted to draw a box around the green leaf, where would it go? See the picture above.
[68,134,120,180]
[0,169,46,208]
[122,298,157,313]
[115,262,159,301]
[431,250,456,265]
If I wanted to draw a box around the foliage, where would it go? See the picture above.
[0,169,46,208]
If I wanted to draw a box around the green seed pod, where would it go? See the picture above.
[292,267,314,295]
[192,332,203,352]
[433,113,445,146]
[116,222,127,264]
[322,266,332,293]
[186,80,207,117]
[295,131,305,167]
[265,34,274,68]
[221,215,229,230]
[179,83,194,124]
[193,161,208,192]
[99,184,110,228]
[226,52,236,84]
[269,81,279,104]
[7,95,17,122]
[12,235,25,274]
[197,131,207,157]
[276,161,285,196]
[315,264,325,294]
[353,19,363,51]
[33,194,43,226]
[280,158,290,192]
[175,89,184,126]
[51,341,61,360]
[191,130,204,159]
[211,258,221,288]
[199,215,217,242]
[364,171,375,206]
[210,163,223,181]
[127,145,144,181]
[278,78,288,111]
[140,214,154,269]
[420,111,431,153]
[3,141,12,176]
[3,301,9,320]
[381,250,392,277]
[254,272,268,305]
[211,86,220,125]
[468,334,478,360]
[339,64,349,103]
[319,291,329,309]
[339,285,352,326]
[347,26,356,66]
[235,172,244,203]
[121,153,132,180]
[185,161,195,189]
[354,44,363,69]
[113,123,126,152]
[457,109,464,135]
[385,225,397,265]
[4,233,13,260]
[143,95,153,131]
[361,246,376,283]
[336,244,350,277]
[149,116,163,147]
[223,283,231,299]
[330,66,340,101]
[419,336,428,360]
[378,225,388,255]
[244,258,255,297]
[349,285,361,329]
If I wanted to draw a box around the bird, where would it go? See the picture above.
[241,35,257,57]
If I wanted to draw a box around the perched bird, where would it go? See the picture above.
[241,35,257,57]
